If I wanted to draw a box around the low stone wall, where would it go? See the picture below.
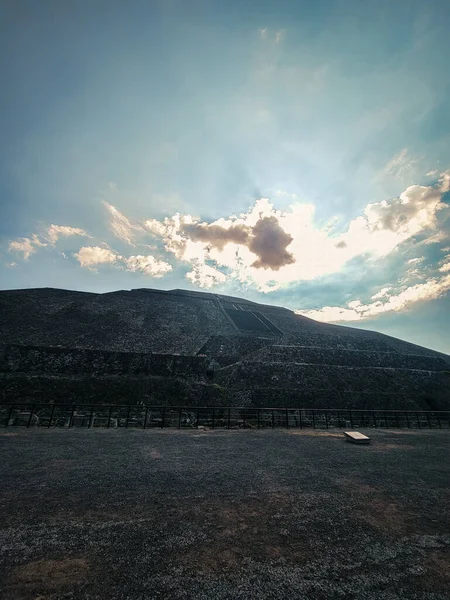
[0,373,223,406]
[2,345,208,377]
[248,345,448,371]
[0,373,431,410]
[216,361,450,410]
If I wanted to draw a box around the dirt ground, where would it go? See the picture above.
[0,428,449,599]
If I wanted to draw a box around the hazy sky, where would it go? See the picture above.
[1,0,450,353]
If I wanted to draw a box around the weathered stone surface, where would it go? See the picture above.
[0,287,449,410]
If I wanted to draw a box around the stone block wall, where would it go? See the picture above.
[2,345,208,377]
[248,345,448,371]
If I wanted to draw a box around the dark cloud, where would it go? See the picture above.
[248,217,295,270]
[182,223,250,249]
[182,216,295,270]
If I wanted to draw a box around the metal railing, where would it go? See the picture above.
[1,404,449,430]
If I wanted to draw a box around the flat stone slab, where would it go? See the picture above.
[344,431,371,444]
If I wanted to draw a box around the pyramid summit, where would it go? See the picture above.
[1,287,449,410]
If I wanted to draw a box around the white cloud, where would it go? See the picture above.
[8,234,46,260]
[299,273,450,323]
[439,254,450,273]
[124,255,172,277]
[186,262,227,288]
[74,246,119,269]
[46,224,88,245]
[9,225,88,260]
[407,257,425,265]
[381,149,420,178]
[370,287,392,300]
[104,202,142,245]
[74,246,172,278]
[438,171,450,193]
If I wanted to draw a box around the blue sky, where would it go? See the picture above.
[1,0,450,353]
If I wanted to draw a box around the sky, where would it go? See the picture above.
[1,0,450,354]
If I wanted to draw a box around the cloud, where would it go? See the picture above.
[182,222,250,249]
[74,246,118,269]
[259,28,267,39]
[363,184,444,235]
[247,216,295,270]
[381,149,420,178]
[8,234,47,260]
[439,254,450,273]
[407,257,425,265]
[104,202,142,245]
[124,255,172,277]
[275,30,284,44]
[144,174,449,292]
[258,27,284,44]
[182,215,294,270]
[46,225,88,245]
[186,262,227,288]
[74,245,172,277]
[370,287,392,300]
[9,225,88,260]
[299,271,450,323]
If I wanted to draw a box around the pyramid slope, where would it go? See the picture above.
[0,287,449,410]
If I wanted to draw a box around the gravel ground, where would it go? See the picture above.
[0,428,449,600]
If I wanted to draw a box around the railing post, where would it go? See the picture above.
[325,411,328,429]
[285,408,289,429]
[426,412,431,429]
[361,412,365,428]
[144,406,148,429]
[337,410,341,428]
[243,409,246,429]
[27,405,35,428]
[89,405,94,428]
[227,408,231,429]
[405,411,410,428]
[395,412,400,428]
[257,409,260,429]
[178,408,181,429]
[299,410,303,429]
[125,405,131,428]
[312,410,316,430]
[436,412,441,429]
[384,412,388,429]
[161,407,165,428]
[196,408,199,428]
[416,412,421,429]
[271,410,274,429]
[212,407,215,429]
[349,410,353,429]
[372,411,377,428]
[48,404,55,428]
[6,404,14,428]
[107,406,112,428]
[69,405,75,428]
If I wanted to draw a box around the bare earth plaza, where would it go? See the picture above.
[1,428,449,600]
